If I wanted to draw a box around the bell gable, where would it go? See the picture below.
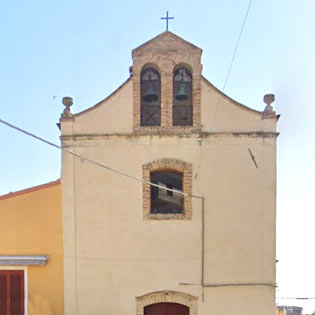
[60,31,277,137]
[132,31,202,54]
[132,32,203,131]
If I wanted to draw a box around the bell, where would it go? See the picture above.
[142,82,158,102]
[175,82,188,101]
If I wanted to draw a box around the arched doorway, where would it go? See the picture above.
[144,302,189,315]
[136,290,197,315]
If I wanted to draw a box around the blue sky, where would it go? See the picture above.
[0,0,314,312]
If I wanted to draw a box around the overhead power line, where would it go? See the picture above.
[223,0,253,91]
[209,0,254,132]
[0,117,202,200]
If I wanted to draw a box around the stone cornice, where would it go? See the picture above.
[0,255,49,266]
[61,131,279,142]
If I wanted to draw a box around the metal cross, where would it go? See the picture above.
[161,11,174,31]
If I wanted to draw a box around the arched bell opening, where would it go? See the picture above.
[140,67,161,126]
[173,67,193,126]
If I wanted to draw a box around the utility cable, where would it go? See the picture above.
[223,0,253,91]
[0,117,203,199]
[208,0,254,133]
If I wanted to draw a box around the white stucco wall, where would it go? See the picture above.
[61,76,277,137]
[61,137,276,314]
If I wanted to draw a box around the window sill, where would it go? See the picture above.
[134,126,202,134]
[144,213,186,220]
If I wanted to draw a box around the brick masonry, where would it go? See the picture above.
[136,290,198,315]
[142,158,193,220]
[132,32,202,132]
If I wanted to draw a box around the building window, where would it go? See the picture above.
[173,67,193,126]
[141,67,161,126]
[0,270,24,315]
[143,159,193,220]
[150,171,183,214]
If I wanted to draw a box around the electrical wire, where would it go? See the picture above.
[0,117,203,200]
[222,0,253,91]
[207,0,254,135]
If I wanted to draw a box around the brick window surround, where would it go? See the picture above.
[136,290,198,315]
[142,158,193,220]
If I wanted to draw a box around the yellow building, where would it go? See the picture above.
[0,180,63,315]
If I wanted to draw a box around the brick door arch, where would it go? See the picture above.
[136,291,197,315]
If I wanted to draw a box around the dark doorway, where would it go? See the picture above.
[144,302,189,315]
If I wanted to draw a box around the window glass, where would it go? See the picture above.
[150,171,183,214]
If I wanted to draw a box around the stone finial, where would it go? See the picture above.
[263,93,276,118]
[61,96,73,119]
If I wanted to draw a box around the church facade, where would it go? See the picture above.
[60,32,278,315]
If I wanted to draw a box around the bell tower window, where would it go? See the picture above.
[140,68,161,126]
[173,67,193,126]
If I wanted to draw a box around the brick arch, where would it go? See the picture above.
[173,62,193,74]
[142,158,193,220]
[132,52,202,131]
[136,290,198,315]
[141,63,161,74]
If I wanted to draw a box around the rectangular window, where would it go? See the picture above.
[143,159,193,220]
[150,171,183,214]
[0,270,24,315]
